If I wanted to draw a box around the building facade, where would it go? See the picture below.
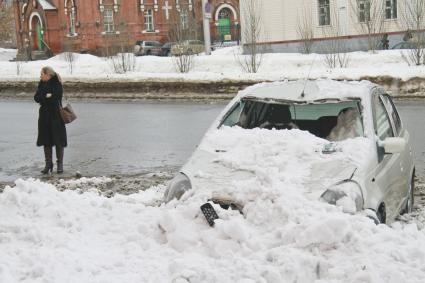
[13,0,240,59]
[240,0,416,53]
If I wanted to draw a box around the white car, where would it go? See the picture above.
[164,80,415,224]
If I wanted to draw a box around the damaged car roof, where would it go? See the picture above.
[239,80,376,102]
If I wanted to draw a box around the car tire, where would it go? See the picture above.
[402,173,415,214]
[376,203,386,224]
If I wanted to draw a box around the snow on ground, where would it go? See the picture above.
[2,128,425,282]
[0,48,16,62]
[1,47,425,83]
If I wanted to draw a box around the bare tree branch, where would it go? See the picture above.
[296,5,314,54]
[0,1,15,47]
[239,0,263,73]
[400,0,425,65]
[168,7,200,73]
[322,7,350,68]
[350,0,385,51]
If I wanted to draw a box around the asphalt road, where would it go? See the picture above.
[0,99,424,183]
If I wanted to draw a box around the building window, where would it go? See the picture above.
[385,0,397,19]
[69,10,76,35]
[180,9,188,30]
[318,0,330,26]
[144,9,154,32]
[358,0,370,22]
[104,9,114,32]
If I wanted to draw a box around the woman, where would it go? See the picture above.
[34,66,67,174]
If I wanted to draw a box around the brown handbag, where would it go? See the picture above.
[59,102,77,124]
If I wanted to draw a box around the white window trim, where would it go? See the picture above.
[317,0,331,26]
[103,8,115,33]
[144,8,155,32]
[68,8,77,36]
[384,0,397,20]
[180,9,188,30]
[357,0,371,23]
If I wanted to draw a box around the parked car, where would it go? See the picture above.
[171,40,204,56]
[164,80,415,225]
[159,42,175,56]
[134,40,162,56]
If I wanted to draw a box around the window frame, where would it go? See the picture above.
[358,0,371,23]
[380,94,402,136]
[69,9,76,36]
[180,9,188,30]
[318,0,331,26]
[103,9,114,33]
[144,9,154,32]
[372,92,395,141]
[385,0,397,20]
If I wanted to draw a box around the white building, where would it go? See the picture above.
[240,0,421,52]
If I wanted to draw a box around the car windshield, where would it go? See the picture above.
[220,99,364,141]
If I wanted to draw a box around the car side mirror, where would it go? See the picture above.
[380,137,406,154]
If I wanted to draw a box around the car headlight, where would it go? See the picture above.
[320,181,363,214]
[164,173,192,203]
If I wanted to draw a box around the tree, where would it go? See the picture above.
[0,1,15,47]
[239,0,264,73]
[321,8,350,68]
[296,5,315,54]
[350,0,385,52]
[167,7,201,73]
[400,0,425,65]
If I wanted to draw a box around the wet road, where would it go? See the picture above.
[0,99,424,182]
[0,100,225,182]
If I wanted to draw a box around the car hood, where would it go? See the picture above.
[180,127,374,205]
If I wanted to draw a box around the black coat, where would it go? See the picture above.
[34,75,67,147]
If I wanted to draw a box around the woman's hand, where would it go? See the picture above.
[46,93,52,98]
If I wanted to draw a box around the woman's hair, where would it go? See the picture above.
[41,66,62,82]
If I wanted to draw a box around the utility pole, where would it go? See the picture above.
[202,0,211,55]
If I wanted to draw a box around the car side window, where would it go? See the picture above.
[374,96,394,140]
[381,94,402,135]
[221,101,245,127]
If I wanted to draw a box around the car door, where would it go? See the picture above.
[380,94,411,210]
[372,92,404,221]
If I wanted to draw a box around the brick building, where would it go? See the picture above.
[13,0,239,60]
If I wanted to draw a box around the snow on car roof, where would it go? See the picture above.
[239,79,377,102]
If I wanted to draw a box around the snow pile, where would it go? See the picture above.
[185,127,373,207]
[1,47,424,82]
[0,48,16,62]
[2,128,425,282]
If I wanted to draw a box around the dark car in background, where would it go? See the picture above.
[134,40,162,56]
[159,42,175,56]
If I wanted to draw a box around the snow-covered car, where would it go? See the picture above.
[164,80,415,224]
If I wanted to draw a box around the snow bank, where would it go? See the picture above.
[1,47,425,83]
[2,131,425,282]
[0,48,16,62]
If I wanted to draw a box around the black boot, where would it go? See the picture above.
[41,146,53,174]
[56,146,64,174]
